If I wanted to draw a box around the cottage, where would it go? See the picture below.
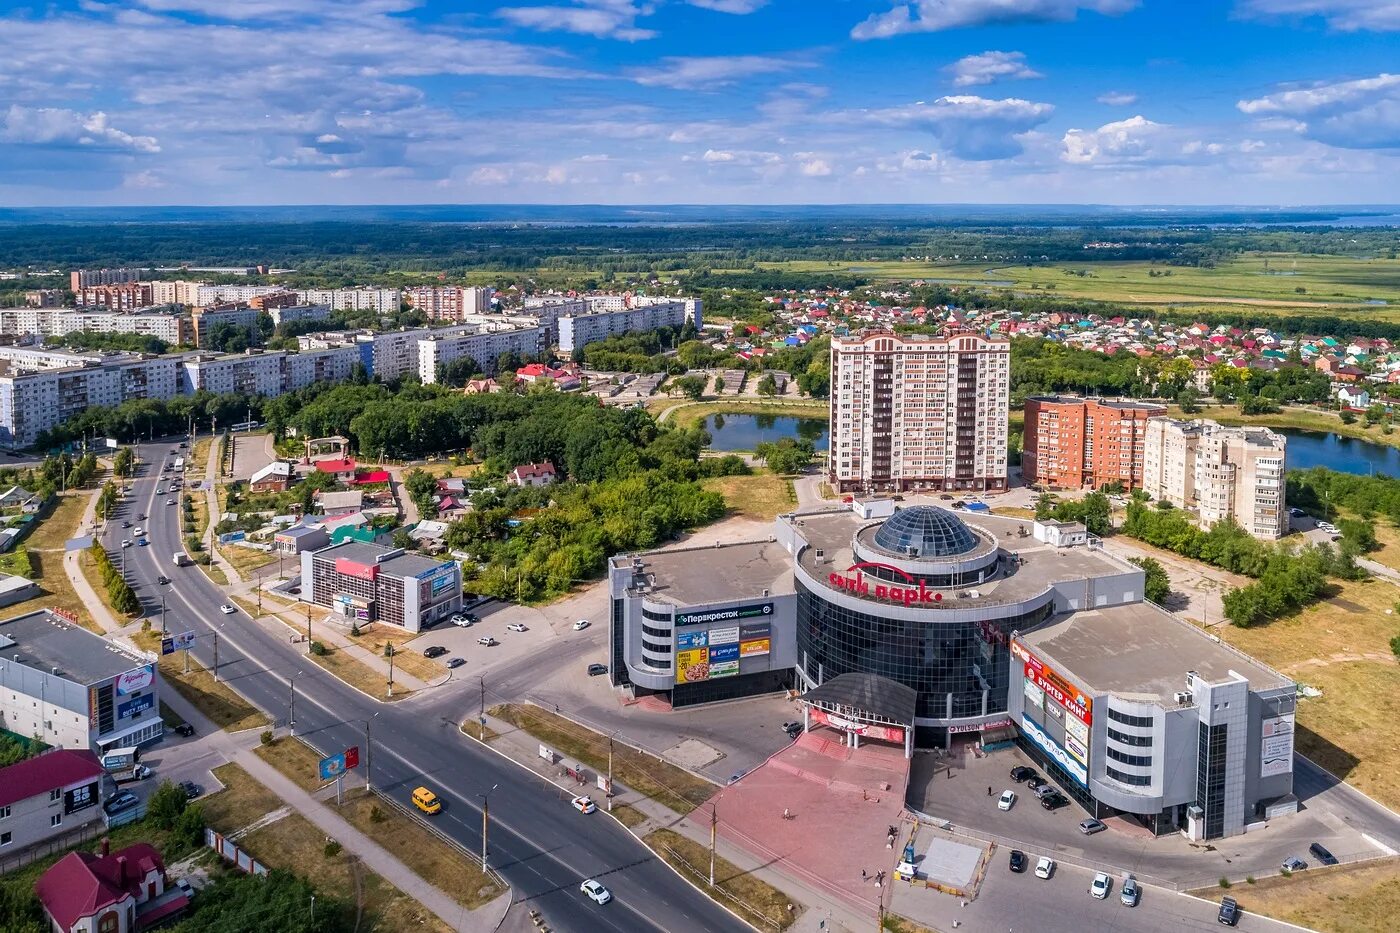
[312,458,357,483]
[35,839,189,933]
[508,462,557,488]
[248,460,295,493]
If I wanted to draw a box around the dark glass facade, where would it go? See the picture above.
[609,598,630,688]
[795,579,1051,720]
[673,669,791,708]
[1197,721,1228,839]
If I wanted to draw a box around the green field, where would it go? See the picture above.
[760,253,1400,317]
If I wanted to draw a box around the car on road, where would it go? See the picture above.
[173,723,195,737]
[104,791,140,815]
[1120,874,1140,907]
[412,786,442,814]
[1218,895,1240,925]
[573,619,590,631]
[1034,856,1055,880]
[580,879,612,905]
[1282,856,1307,872]
[450,615,470,627]
[1079,818,1107,835]
[997,790,1016,811]
[137,538,149,547]
[1289,507,1305,517]
[1317,521,1338,533]
[1010,766,1037,782]
[939,494,953,501]
[506,623,527,632]
[1041,793,1069,811]
[1089,872,1111,899]
[137,513,146,521]
[121,539,132,548]
[423,646,448,658]
[178,780,203,800]
[157,575,170,585]
[571,795,597,814]
[165,499,175,506]
[219,604,236,614]
[1309,842,1338,866]
[133,527,144,536]
[1008,850,1027,873]
[447,658,465,669]
[587,663,608,676]
[122,521,132,529]
[477,636,497,647]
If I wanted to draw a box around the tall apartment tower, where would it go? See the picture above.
[70,268,144,290]
[829,331,1010,493]
[1023,396,1166,490]
[1142,417,1287,540]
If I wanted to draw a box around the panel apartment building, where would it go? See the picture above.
[1142,418,1287,540]
[829,331,1010,494]
[70,268,146,290]
[1023,396,1166,491]
[557,297,702,355]
[180,346,360,397]
[0,308,189,345]
[0,349,180,447]
[406,286,494,321]
[417,323,549,383]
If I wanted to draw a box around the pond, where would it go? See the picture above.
[700,413,829,452]
[1277,428,1400,477]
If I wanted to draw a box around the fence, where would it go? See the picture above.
[206,828,269,876]
[0,819,107,876]
[372,789,509,893]
[653,840,787,931]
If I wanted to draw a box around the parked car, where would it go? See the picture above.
[573,619,591,631]
[782,721,803,738]
[1079,818,1107,835]
[1008,850,1027,873]
[997,790,1016,811]
[1009,766,1037,782]
[450,615,470,627]
[1041,793,1069,811]
[1026,777,1048,793]
[1089,872,1112,899]
[507,623,528,632]
[1288,507,1305,517]
[1218,895,1240,926]
[1282,856,1307,872]
[172,723,195,737]
[1120,874,1140,907]
[447,657,465,669]
[477,636,497,647]
[178,780,203,800]
[1309,842,1338,866]
[133,527,144,536]
[587,663,608,676]
[1034,856,1055,880]
[166,499,175,505]
[580,879,612,905]
[412,786,442,814]
[571,795,596,814]
[1033,782,1057,799]
[423,646,448,658]
[104,791,140,815]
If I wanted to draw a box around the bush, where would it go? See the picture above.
[146,780,189,830]
[369,806,385,824]
[323,840,342,858]
[1219,877,1231,888]
[260,730,274,746]
[349,623,361,637]
[1391,634,1400,659]
[310,641,327,656]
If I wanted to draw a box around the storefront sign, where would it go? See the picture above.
[1021,714,1087,787]
[738,638,770,658]
[947,718,1013,734]
[1024,658,1092,724]
[64,782,99,814]
[827,562,943,607]
[118,695,154,721]
[811,707,905,743]
[1064,710,1089,746]
[1065,734,1088,766]
[335,558,378,582]
[676,630,708,651]
[1023,679,1045,709]
[1261,715,1295,778]
[676,648,710,684]
[709,625,740,645]
[710,660,740,678]
[676,602,772,627]
[115,665,154,696]
[739,621,771,641]
[708,643,739,663]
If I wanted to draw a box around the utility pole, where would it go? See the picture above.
[212,631,219,682]
[306,603,312,650]
[160,594,167,635]
[479,783,498,872]
[364,716,374,791]
[479,676,486,739]
[386,646,395,698]
[608,735,614,813]
[709,804,717,887]
[288,674,298,735]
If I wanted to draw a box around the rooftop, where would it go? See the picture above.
[0,749,104,809]
[613,539,793,608]
[0,610,150,685]
[1018,602,1291,703]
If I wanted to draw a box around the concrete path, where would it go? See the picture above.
[64,486,124,635]
[199,434,244,585]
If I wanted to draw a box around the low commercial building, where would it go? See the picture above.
[0,749,106,855]
[0,609,164,753]
[273,523,330,555]
[0,572,40,606]
[301,541,463,633]
[1143,418,1287,539]
[1023,395,1165,490]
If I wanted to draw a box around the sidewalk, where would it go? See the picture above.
[200,434,243,586]
[63,484,125,636]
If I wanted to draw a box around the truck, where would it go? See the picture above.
[101,748,151,784]
[109,764,153,784]
[173,552,192,567]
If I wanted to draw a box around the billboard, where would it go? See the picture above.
[64,782,100,814]
[710,660,740,678]
[118,695,154,720]
[811,707,905,743]
[1021,714,1087,787]
[1065,734,1089,766]
[1021,651,1092,724]
[161,631,196,655]
[708,642,739,663]
[738,638,770,658]
[676,602,773,627]
[676,630,708,651]
[739,621,771,641]
[319,752,348,780]
[676,648,710,684]
[1023,679,1045,709]
[709,625,740,645]
[1064,710,1089,746]
[1261,714,1295,778]
[115,665,154,696]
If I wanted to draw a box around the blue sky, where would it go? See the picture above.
[2,0,1399,205]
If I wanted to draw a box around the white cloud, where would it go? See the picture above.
[852,0,1137,40]
[1097,91,1138,106]
[687,0,768,12]
[699,148,781,165]
[1238,73,1400,148]
[133,0,418,20]
[836,95,1055,160]
[798,156,832,176]
[1,105,159,152]
[1062,114,1242,167]
[496,1,657,41]
[1235,1,1400,32]
[946,51,1043,87]
[631,54,805,89]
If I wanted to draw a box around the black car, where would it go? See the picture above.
[157,575,171,586]
[1309,842,1338,866]
[1026,777,1047,792]
[782,721,803,738]
[1008,849,1027,873]
[587,663,608,676]
[177,780,203,800]
[1041,792,1069,811]
[1217,896,1240,926]
[122,521,132,529]
[447,657,465,669]
[1010,766,1037,783]
[423,646,448,658]
[172,723,195,737]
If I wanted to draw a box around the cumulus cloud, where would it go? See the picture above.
[1235,1,1400,32]
[852,0,1137,40]
[497,1,658,41]
[1238,73,1400,148]
[836,95,1054,160]
[1,105,159,152]
[797,156,832,176]
[1097,91,1138,105]
[631,54,805,89]
[946,51,1042,87]
[1061,114,1240,167]
[699,148,782,165]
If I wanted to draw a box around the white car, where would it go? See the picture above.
[1317,522,1337,533]
[133,527,145,536]
[579,879,612,905]
[997,789,1016,811]
[450,615,470,627]
[121,539,132,548]
[573,619,590,631]
[507,623,527,632]
[219,604,236,615]
[165,499,175,506]
[571,795,596,814]
[1034,856,1055,880]
[1090,872,1112,899]
[477,636,497,647]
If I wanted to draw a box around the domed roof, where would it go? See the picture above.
[871,506,979,558]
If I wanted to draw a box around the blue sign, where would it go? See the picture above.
[1020,714,1087,787]
[118,694,154,720]
[708,643,739,663]
[318,753,347,780]
[676,630,708,650]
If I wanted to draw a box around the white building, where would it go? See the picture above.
[193,284,285,306]
[180,346,360,397]
[297,288,401,314]
[267,303,331,327]
[0,308,188,344]
[829,331,1010,493]
[0,352,180,446]
[557,298,700,355]
[417,324,548,383]
[1142,418,1287,540]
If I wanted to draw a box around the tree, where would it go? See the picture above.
[403,468,438,517]
[146,779,189,830]
[170,869,348,933]
[756,373,778,397]
[1176,387,1201,414]
[670,375,706,401]
[1129,556,1172,604]
[713,375,725,394]
[436,356,480,388]
[1341,409,1357,425]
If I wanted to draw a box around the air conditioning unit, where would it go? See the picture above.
[1174,691,1193,705]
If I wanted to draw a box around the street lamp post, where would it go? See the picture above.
[478,784,499,872]
[288,671,302,735]
[363,713,379,791]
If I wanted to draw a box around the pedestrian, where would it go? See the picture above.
[861,869,867,882]
[987,785,992,796]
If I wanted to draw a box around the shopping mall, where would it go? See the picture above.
[607,502,1297,839]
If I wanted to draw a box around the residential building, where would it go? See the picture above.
[179,346,359,397]
[192,284,285,306]
[1023,396,1165,490]
[557,298,701,355]
[0,609,164,753]
[190,305,258,347]
[1143,418,1287,539]
[36,839,189,933]
[70,269,145,290]
[417,324,548,383]
[1337,385,1370,410]
[312,458,357,483]
[24,289,63,308]
[0,749,106,855]
[0,308,188,344]
[828,331,1010,493]
[509,462,557,487]
[300,541,463,633]
[318,489,363,517]
[147,280,204,306]
[515,362,580,390]
[246,291,300,311]
[0,353,181,447]
[296,287,401,314]
[406,286,493,321]
[248,460,294,492]
[74,284,154,311]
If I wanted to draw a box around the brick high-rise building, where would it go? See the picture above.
[69,268,144,290]
[73,283,154,311]
[829,331,1010,493]
[1022,396,1166,491]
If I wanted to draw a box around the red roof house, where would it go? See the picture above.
[352,469,392,485]
[0,749,104,811]
[313,458,357,481]
[35,839,188,933]
[508,462,557,488]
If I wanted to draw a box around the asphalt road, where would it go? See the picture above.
[110,439,746,933]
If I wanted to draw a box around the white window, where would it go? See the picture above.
[50,813,62,827]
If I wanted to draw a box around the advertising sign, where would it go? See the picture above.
[344,746,360,769]
[117,695,154,720]
[162,631,196,655]
[318,753,348,780]
[64,782,99,814]
[739,638,770,658]
[811,707,905,743]
[739,621,771,641]
[1021,714,1088,787]
[1023,657,1092,724]
[676,630,708,651]
[1065,734,1089,766]
[334,558,378,582]
[115,665,154,696]
[710,660,740,678]
[709,625,740,645]
[1064,710,1090,746]
[947,718,1013,734]
[826,562,946,607]
[675,648,710,684]
[708,642,739,663]
[1023,679,1045,709]
[1261,714,1295,778]
[676,602,772,627]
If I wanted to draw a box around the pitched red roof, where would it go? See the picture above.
[0,749,103,808]
[314,458,357,474]
[36,843,166,932]
[352,470,391,485]
[511,462,556,480]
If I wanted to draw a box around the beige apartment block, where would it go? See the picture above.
[1142,417,1287,539]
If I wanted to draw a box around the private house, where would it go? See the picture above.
[312,458,357,483]
[248,461,295,493]
[35,839,189,933]
[0,749,105,856]
[508,462,557,488]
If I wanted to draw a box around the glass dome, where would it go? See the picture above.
[871,506,979,558]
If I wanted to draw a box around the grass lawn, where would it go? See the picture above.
[644,828,799,930]
[217,543,278,576]
[1216,579,1400,809]
[335,787,504,910]
[133,631,269,732]
[1195,858,1400,933]
[459,719,501,743]
[612,803,647,828]
[189,438,212,476]
[27,493,89,550]
[0,494,101,632]
[309,642,411,700]
[255,736,335,793]
[366,627,444,683]
[0,547,34,576]
[239,810,454,933]
[703,472,796,520]
[199,762,282,830]
[488,703,716,814]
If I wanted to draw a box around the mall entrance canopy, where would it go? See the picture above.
[798,672,916,759]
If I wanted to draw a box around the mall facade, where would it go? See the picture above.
[607,503,1297,839]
